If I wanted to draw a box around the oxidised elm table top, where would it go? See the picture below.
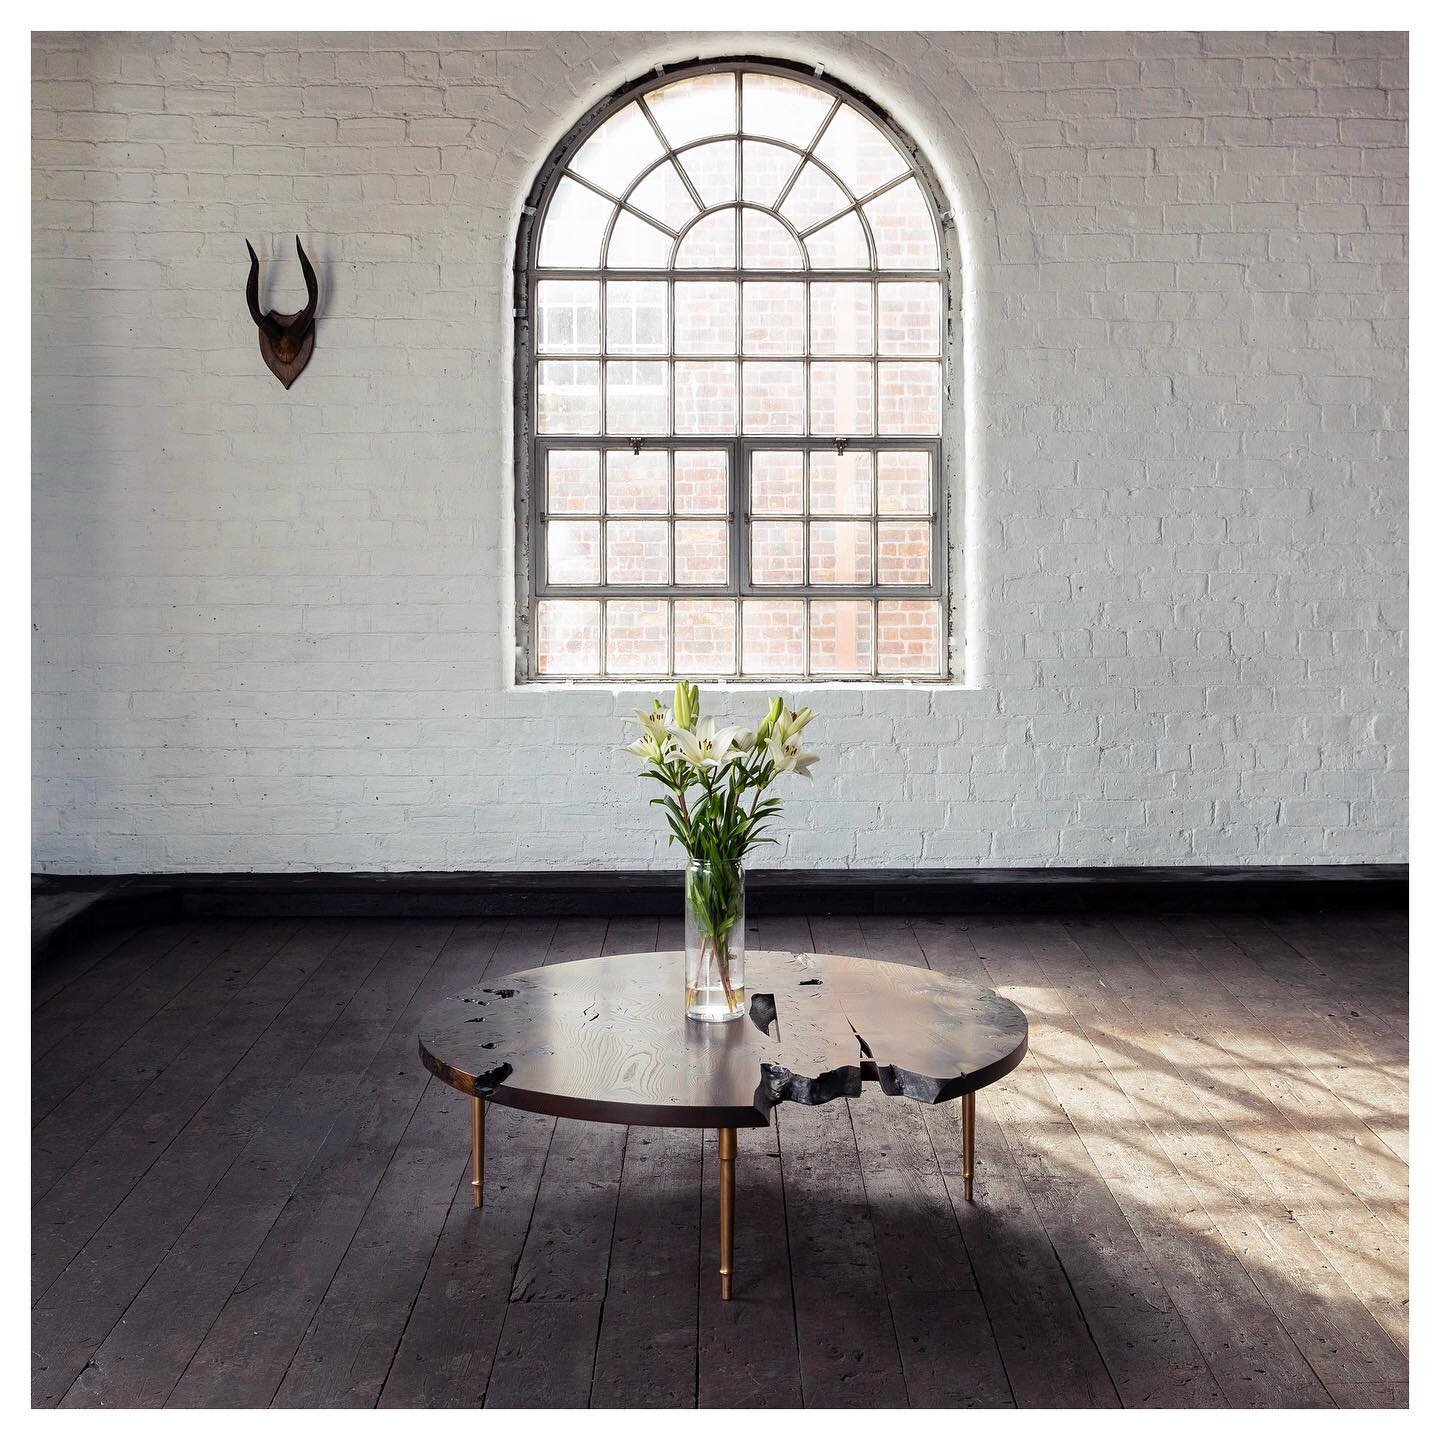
[418,948,1029,1128]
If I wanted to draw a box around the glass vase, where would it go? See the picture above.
[684,858,745,1022]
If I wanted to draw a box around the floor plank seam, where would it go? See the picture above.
[1154,918,1409,1260]
[262,925,461,1406]
[32,923,354,1260]
[1096,918,1398,1402]
[478,1111,560,1408]
[969,926,1231,1408]
[583,1105,630,1407]
[841,1094,916,1409]
[908,920,1020,1408]
[33,922,197,1063]
[374,1100,469,1409]
[164,923,469,1408]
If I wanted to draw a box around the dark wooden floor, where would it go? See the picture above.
[32,908,1408,1408]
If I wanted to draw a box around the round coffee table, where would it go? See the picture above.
[418,948,1028,1298]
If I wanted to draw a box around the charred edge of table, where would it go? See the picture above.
[748,992,777,1036]
[756,1060,864,1109]
[419,1046,514,1099]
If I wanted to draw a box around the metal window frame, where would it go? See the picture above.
[514,56,957,684]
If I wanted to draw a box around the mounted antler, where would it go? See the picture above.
[244,236,319,388]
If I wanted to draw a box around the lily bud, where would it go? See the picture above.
[755,694,784,744]
[673,680,697,731]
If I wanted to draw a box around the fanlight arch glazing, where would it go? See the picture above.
[519,61,951,681]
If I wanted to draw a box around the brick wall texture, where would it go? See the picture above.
[31,31,1408,872]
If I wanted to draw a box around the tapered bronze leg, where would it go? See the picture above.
[962,1092,976,1202]
[718,1127,737,1300]
[472,1096,485,1208]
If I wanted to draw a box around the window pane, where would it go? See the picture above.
[751,521,804,584]
[674,599,737,674]
[877,281,941,355]
[877,451,930,513]
[741,139,800,207]
[675,521,728,584]
[537,360,600,434]
[606,599,668,674]
[571,103,663,195]
[810,282,874,355]
[606,520,670,584]
[878,599,942,675]
[742,361,805,434]
[877,521,931,585]
[741,598,805,675]
[809,521,872,585]
[536,280,600,354]
[674,450,728,514]
[809,451,873,514]
[864,178,939,268]
[675,361,738,434]
[813,106,907,197]
[646,73,736,149]
[742,73,833,147]
[742,209,804,269]
[606,360,669,435]
[751,451,804,514]
[546,450,600,513]
[742,281,804,355]
[537,598,600,676]
[606,280,667,355]
[676,210,737,268]
[608,210,672,268]
[810,361,875,435]
[805,210,870,269]
[628,160,698,231]
[677,140,737,206]
[809,599,874,675]
[538,178,613,268]
[779,162,850,233]
[606,450,668,513]
[529,71,947,684]
[878,362,941,435]
[546,520,600,584]
[674,281,737,355]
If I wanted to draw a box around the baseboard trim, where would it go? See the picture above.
[33,865,1407,960]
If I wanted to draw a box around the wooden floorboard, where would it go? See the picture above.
[33,922,300,1203]
[104,919,464,1407]
[35,907,1408,1409]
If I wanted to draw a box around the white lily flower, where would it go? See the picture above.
[766,734,819,778]
[733,729,756,753]
[622,704,675,764]
[624,730,669,764]
[670,717,743,770]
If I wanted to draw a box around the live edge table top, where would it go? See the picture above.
[418,950,1029,1129]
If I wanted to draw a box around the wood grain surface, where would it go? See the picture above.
[418,948,1029,1128]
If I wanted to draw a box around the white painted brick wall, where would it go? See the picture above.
[31,30,1408,872]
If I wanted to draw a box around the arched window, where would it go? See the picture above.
[515,59,950,681]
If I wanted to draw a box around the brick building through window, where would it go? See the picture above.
[515,59,952,681]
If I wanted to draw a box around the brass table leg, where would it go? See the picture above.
[962,1092,976,1202]
[472,1095,485,1209]
[718,1127,737,1300]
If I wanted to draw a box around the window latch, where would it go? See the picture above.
[629,437,644,454]
[835,437,849,455]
